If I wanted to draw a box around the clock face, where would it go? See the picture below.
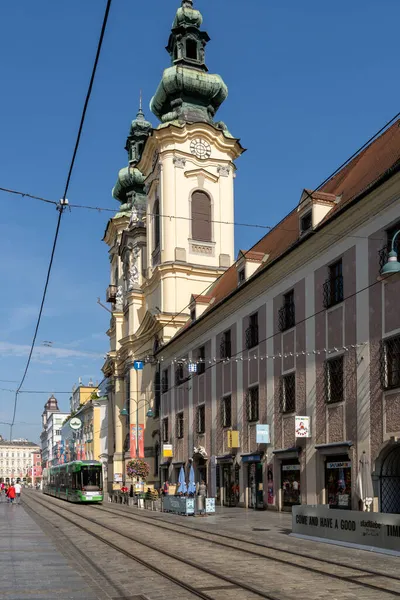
[190,138,211,160]
[70,417,82,431]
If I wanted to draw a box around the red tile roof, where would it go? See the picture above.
[207,119,400,310]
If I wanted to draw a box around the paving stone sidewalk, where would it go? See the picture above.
[0,500,100,600]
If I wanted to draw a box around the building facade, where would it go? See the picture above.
[70,381,98,412]
[156,121,400,514]
[40,395,68,468]
[102,0,243,491]
[0,440,41,483]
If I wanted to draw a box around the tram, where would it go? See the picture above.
[43,460,103,503]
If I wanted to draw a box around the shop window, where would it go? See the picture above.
[162,418,169,443]
[323,259,343,308]
[162,368,169,394]
[326,457,352,509]
[246,386,259,422]
[176,412,184,439]
[197,346,205,375]
[281,462,301,507]
[380,335,400,390]
[280,373,296,413]
[221,395,232,428]
[197,405,206,434]
[191,191,211,242]
[245,312,259,349]
[220,329,231,359]
[325,355,344,404]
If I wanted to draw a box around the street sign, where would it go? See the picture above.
[256,424,270,444]
[133,360,144,370]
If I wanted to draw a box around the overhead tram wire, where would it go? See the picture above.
[8,0,113,440]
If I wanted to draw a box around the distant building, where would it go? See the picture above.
[0,439,40,483]
[70,380,97,412]
[40,395,69,468]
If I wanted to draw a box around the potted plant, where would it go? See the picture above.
[126,459,150,508]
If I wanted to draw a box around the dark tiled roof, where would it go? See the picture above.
[0,441,39,447]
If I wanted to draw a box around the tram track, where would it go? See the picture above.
[89,501,400,597]
[23,493,282,600]
[26,492,400,599]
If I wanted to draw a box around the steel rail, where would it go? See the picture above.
[25,493,281,600]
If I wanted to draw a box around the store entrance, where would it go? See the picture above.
[325,455,352,510]
[248,462,263,509]
[222,464,235,506]
[281,461,301,508]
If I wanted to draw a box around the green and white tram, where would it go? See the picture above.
[43,460,103,503]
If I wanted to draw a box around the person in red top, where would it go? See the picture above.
[7,484,16,504]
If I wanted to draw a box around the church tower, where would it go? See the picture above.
[102,0,244,492]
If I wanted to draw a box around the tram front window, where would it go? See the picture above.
[81,467,102,491]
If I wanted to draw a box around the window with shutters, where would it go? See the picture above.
[191,191,212,242]
[221,395,232,428]
[176,412,184,439]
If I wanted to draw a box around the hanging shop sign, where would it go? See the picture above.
[69,417,82,431]
[256,424,270,444]
[295,416,311,438]
[227,430,240,448]
[163,444,173,458]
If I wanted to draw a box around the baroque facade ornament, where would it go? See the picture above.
[217,165,230,177]
[115,285,124,310]
[128,247,140,290]
[173,156,186,169]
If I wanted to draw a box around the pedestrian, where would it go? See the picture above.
[14,481,22,504]
[198,480,207,515]
[163,480,169,496]
[7,483,16,504]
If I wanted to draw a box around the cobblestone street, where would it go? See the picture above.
[1,491,398,600]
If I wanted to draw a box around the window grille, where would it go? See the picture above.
[380,335,400,390]
[246,386,259,422]
[176,412,184,439]
[197,405,206,434]
[246,313,259,349]
[278,290,296,331]
[323,260,344,308]
[280,373,296,413]
[162,418,169,443]
[324,356,344,404]
[162,369,169,394]
[220,329,232,359]
[197,346,206,375]
[221,395,232,428]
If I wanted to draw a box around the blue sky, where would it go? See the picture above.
[0,0,399,442]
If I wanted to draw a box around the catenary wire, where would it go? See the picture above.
[8,0,113,440]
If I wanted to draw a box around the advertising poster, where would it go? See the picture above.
[130,424,145,458]
[267,463,274,505]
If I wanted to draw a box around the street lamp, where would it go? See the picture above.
[120,396,154,458]
[378,230,400,282]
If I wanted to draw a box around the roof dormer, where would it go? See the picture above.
[190,294,214,321]
[236,250,268,286]
[298,189,339,236]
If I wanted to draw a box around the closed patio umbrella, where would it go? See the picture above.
[356,451,374,512]
[188,464,196,496]
[177,466,187,495]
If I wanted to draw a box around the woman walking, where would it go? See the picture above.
[7,483,16,504]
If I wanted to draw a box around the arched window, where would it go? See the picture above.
[186,38,197,60]
[153,199,160,250]
[191,191,211,242]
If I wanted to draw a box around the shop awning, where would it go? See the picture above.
[315,441,353,456]
[216,454,234,464]
[240,452,264,463]
[273,447,300,460]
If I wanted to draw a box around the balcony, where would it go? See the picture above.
[278,302,295,332]
[245,325,259,349]
[106,285,117,303]
[323,275,343,308]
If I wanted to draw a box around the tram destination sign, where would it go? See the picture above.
[292,505,400,556]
